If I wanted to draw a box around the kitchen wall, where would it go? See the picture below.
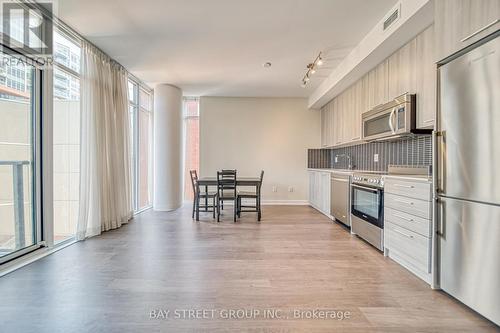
[308,135,432,172]
[199,97,320,204]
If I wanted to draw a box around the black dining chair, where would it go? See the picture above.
[190,170,218,221]
[237,170,264,221]
[217,170,237,222]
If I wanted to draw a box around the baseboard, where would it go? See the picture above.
[260,200,309,205]
[182,200,309,206]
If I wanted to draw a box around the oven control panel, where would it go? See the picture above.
[352,174,384,188]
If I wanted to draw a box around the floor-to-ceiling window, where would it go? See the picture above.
[128,79,153,212]
[138,89,152,209]
[183,97,199,200]
[0,51,41,262]
[52,30,81,244]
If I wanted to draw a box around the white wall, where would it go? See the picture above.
[199,97,320,204]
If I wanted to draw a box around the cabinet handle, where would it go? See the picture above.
[392,213,415,222]
[461,19,500,42]
[394,184,415,189]
[423,119,434,123]
[393,198,414,205]
[391,228,414,239]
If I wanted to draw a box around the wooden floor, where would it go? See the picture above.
[0,205,497,332]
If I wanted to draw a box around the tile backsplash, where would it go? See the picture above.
[308,136,432,172]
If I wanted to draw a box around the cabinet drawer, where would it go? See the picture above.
[385,222,431,274]
[385,193,431,219]
[385,207,431,238]
[384,178,431,201]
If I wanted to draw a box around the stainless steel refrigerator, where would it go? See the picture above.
[437,34,500,325]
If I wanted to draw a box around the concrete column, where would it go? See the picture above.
[153,84,183,211]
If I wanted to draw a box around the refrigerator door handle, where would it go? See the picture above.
[436,197,445,237]
[436,130,446,194]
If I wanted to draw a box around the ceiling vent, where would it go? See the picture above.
[383,4,401,31]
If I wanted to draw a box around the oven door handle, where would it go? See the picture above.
[351,184,380,193]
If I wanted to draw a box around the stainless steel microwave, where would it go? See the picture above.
[361,93,431,141]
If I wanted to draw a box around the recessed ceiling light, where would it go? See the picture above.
[263,62,272,68]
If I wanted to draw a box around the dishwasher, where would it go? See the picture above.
[330,173,350,227]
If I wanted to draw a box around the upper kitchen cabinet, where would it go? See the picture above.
[388,38,417,101]
[317,25,437,147]
[435,0,500,62]
[415,25,436,129]
[341,88,353,144]
[333,94,344,146]
[367,59,389,110]
[320,106,327,147]
[320,99,336,148]
[351,80,363,142]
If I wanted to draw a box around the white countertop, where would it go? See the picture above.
[308,168,432,182]
[383,174,432,182]
[307,168,385,175]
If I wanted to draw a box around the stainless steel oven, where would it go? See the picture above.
[350,174,384,251]
[362,93,431,141]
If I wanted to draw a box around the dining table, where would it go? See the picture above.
[196,176,261,187]
[196,176,262,215]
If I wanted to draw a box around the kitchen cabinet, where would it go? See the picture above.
[383,176,433,284]
[329,99,335,147]
[320,172,331,214]
[318,26,436,146]
[340,89,351,144]
[351,79,363,141]
[367,59,389,110]
[320,107,327,147]
[415,25,436,129]
[343,86,359,144]
[320,99,336,147]
[435,0,500,62]
[333,97,343,146]
[308,170,331,217]
[388,38,417,100]
[320,101,333,147]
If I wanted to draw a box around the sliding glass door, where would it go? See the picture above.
[0,51,42,263]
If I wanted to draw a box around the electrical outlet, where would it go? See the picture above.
[288,186,294,192]
[374,154,379,163]
[272,186,277,192]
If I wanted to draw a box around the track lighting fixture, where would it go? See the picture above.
[300,52,323,88]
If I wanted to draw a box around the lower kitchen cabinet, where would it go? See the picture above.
[308,170,331,217]
[383,176,433,284]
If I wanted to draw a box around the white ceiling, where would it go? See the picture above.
[56,0,397,97]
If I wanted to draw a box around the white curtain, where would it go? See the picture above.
[76,41,133,240]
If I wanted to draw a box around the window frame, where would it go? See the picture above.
[128,78,153,213]
[51,28,82,246]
